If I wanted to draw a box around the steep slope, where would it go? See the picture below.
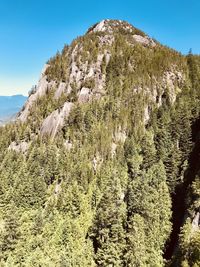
[18,19,185,138]
[166,53,200,267]
[0,20,199,266]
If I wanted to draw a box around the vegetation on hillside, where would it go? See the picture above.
[0,22,200,266]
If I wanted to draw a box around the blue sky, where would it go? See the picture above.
[0,0,199,96]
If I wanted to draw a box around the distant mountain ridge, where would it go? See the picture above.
[0,94,27,124]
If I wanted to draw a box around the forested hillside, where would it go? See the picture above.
[0,20,199,266]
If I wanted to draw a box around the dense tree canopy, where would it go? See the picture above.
[0,21,200,266]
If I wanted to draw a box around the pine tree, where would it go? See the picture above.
[0,203,20,261]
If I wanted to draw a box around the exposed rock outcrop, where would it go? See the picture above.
[8,141,29,153]
[41,102,74,138]
[133,34,156,47]
[192,210,200,232]
[54,82,67,99]
[18,65,56,122]
[18,20,185,140]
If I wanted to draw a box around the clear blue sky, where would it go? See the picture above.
[0,0,199,96]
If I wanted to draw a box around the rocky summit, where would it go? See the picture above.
[0,20,200,266]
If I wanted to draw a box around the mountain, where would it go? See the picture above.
[0,20,200,266]
[0,94,27,124]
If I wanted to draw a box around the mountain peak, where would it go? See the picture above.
[87,19,145,36]
[1,19,199,267]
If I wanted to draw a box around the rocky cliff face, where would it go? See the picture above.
[18,19,186,139]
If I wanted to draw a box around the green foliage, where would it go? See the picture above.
[0,23,200,267]
[46,45,70,82]
[127,162,171,266]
